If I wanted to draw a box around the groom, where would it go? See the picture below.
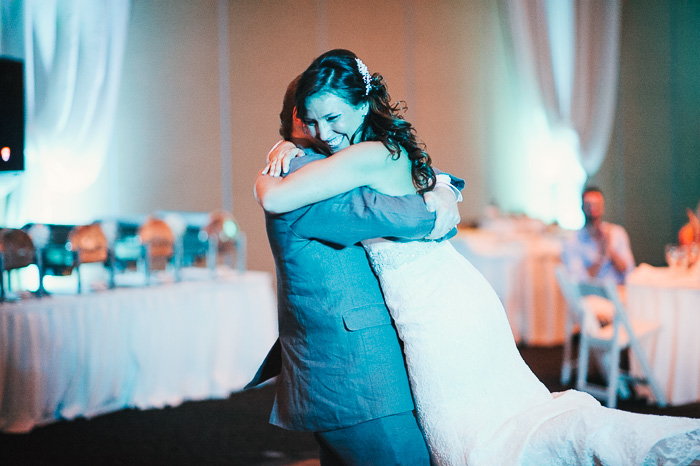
[249,77,463,465]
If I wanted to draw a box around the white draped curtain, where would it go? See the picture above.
[494,0,620,228]
[0,0,130,226]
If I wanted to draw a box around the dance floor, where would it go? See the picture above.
[2,345,698,466]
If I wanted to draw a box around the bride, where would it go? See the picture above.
[256,49,700,466]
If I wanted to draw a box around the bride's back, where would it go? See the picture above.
[368,148,418,197]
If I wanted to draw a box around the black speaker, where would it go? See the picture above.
[0,57,24,173]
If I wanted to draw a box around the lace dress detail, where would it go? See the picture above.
[362,238,700,466]
[362,238,442,275]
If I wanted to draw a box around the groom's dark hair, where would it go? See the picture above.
[279,75,331,155]
[279,75,301,141]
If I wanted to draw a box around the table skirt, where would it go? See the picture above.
[0,269,278,433]
[626,279,700,405]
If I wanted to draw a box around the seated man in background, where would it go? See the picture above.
[561,187,636,396]
[562,186,636,285]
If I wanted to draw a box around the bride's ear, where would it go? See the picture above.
[361,102,370,118]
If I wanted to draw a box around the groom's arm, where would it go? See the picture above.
[289,187,439,246]
[424,173,464,240]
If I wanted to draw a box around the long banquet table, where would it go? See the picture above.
[0,269,278,433]
[450,228,566,346]
[626,264,700,405]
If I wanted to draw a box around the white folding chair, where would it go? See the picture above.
[555,266,667,408]
[559,275,616,386]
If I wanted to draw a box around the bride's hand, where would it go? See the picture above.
[262,140,303,177]
[423,185,461,240]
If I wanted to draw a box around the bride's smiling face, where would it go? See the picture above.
[303,92,368,153]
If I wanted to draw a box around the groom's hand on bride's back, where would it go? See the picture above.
[423,185,461,240]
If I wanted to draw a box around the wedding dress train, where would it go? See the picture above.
[362,238,700,466]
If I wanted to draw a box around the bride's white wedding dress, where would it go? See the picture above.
[362,238,700,466]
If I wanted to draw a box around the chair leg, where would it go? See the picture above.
[108,249,116,289]
[76,264,82,294]
[0,253,5,302]
[561,319,573,385]
[36,250,48,298]
[629,338,667,407]
[561,360,572,386]
[236,232,247,272]
[144,243,152,286]
[207,237,217,278]
[576,336,590,392]
[607,348,621,409]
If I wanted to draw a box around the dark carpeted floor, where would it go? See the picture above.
[2,345,699,466]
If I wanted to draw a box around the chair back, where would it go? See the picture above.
[600,280,629,336]
[203,211,238,253]
[138,218,175,259]
[202,211,245,272]
[0,228,35,270]
[0,228,37,301]
[69,223,109,264]
[137,218,174,282]
[555,266,593,330]
[555,266,615,336]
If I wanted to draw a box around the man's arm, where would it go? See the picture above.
[561,233,591,281]
[424,183,462,240]
[608,225,636,274]
[289,187,438,247]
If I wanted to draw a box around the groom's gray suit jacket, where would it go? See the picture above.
[251,152,461,432]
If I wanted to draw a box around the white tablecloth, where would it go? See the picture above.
[626,264,700,405]
[450,229,566,346]
[0,269,278,433]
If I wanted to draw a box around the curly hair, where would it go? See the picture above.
[294,49,435,194]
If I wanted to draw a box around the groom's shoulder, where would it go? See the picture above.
[287,149,325,174]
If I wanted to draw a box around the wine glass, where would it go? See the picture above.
[678,246,689,270]
[685,243,699,269]
[665,244,679,270]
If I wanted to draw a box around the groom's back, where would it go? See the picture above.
[263,156,415,432]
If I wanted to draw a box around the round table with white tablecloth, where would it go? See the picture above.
[626,264,700,405]
[450,228,566,346]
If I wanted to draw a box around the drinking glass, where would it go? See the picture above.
[677,246,688,270]
[665,244,679,270]
[685,243,699,269]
